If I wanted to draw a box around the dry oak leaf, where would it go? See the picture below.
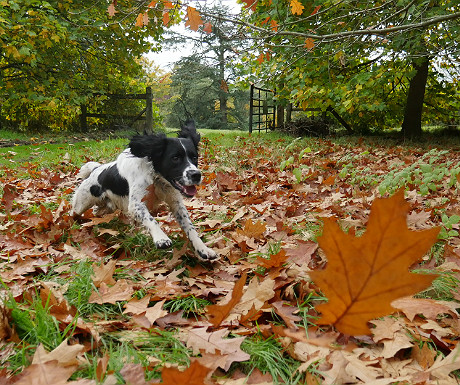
[256,249,288,269]
[310,189,439,335]
[370,318,413,359]
[185,6,203,31]
[32,339,84,367]
[12,360,79,385]
[304,38,315,51]
[232,276,275,316]
[206,272,247,327]
[185,327,250,371]
[237,218,267,239]
[161,360,213,385]
[271,301,301,329]
[119,363,148,385]
[88,279,135,304]
[426,344,460,380]
[392,296,460,321]
[290,0,304,15]
[92,259,116,287]
[203,22,212,34]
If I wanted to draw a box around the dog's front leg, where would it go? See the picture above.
[128,197,172,250]
[169,199,218,261]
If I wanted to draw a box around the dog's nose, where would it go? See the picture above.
[187,170,202,184]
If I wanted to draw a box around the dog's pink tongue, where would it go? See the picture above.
[185,185,197,196]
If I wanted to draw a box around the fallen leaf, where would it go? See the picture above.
[272,301,302,329]
[123,295,151,315]
[206,272,247,327]
[96,354,109,382]
[119,363,147,385]
[92,259,117,287]
[161,360,212,385]
[392,296,459,321]
[185,327,250,371]
[32,340,84,367]
[88,279,135,304]
[256,249,288,269]
[12,360,77,385]
[145,299,168,325]
[284,240,318,266]
[237,219,266,239]
[427,344,460,379]
[310,189,439,335]
[233,276,275,315]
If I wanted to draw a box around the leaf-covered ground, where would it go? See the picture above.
[1,132,460,384]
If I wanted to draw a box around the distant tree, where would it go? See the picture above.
[163,3,249,129]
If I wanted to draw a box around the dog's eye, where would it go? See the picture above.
[172,155,181,162]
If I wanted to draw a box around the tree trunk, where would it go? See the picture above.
[217,47,228,126]
[401,57,430,138]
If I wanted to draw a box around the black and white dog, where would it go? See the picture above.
[71,120,218,262]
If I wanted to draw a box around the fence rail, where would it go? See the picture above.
[80,86,154,132]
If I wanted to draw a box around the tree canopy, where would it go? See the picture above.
[2,0,460,133]
[224,0,460,135]
[0,0,164,130]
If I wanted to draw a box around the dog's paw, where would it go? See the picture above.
[196,247,219,262]
[155,238,173,249]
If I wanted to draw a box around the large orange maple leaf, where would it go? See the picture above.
[310,189,439,335]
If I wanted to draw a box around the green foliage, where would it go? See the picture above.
[378,149,459,196]
[238,0,460,133]
[0,0,165,131]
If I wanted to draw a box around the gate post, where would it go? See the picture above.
[249,84,254,133]
[145,86,153,133]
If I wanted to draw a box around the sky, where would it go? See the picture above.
[147,0,241,70]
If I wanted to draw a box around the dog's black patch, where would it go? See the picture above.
[90,185,103,197]
[97,165,129,196]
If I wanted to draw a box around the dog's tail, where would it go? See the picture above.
[77,161,101,179]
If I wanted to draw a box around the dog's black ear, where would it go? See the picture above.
[178,119,201,148]
[129,134,166,161]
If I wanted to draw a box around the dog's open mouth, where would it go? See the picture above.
[172,180,197,197]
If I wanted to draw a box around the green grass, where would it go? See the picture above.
[164,295,212,317]
[241,334,304,384]
[2,127,460,383]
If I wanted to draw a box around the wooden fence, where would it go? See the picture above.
[80,86,154,132]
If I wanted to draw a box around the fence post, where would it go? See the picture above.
[249,84,254,133]
[145,86,153,133]
[80,104,87,132]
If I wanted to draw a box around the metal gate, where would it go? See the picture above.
[249,84,276,133]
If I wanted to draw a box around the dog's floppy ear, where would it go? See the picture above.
[129,133,166,161]
[178,119,201,148]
